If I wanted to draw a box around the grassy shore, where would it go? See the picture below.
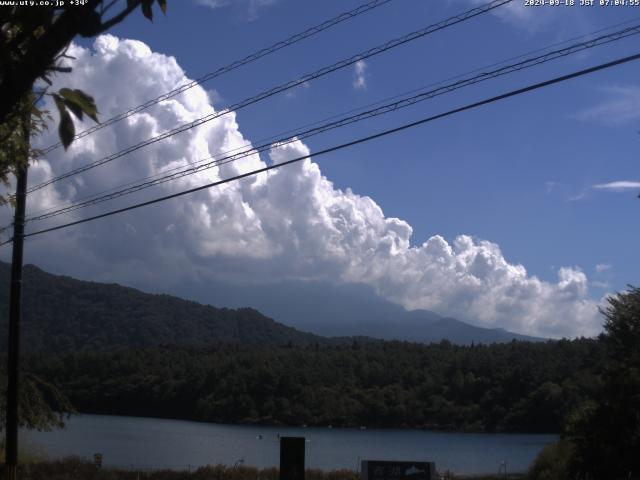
[6,457,526,480]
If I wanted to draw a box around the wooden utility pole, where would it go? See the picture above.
[4,113,29,480]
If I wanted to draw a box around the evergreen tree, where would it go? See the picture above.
[566,287,640,479]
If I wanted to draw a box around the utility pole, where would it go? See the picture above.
[4,111,29,480]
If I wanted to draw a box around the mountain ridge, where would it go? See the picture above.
[0,261,542,351]
[0,261,329,352]
[176,277,544,344]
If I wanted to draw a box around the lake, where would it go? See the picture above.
[23,414,557,475]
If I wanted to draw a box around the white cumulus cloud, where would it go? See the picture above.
[0,35,604,339]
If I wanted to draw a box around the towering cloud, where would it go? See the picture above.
[0,35,602,338]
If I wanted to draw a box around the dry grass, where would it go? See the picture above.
[3,457,528,480]
[8,458,360,480]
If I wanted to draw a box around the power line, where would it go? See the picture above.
[32,13,638,218]
[3,50,637,247]
[23,22,640,224]
[7,15,638,232]
[27,0,513,194]
[39,0,394,154]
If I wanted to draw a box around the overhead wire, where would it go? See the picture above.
[31,12,639,219]
[2,50,637,247]
[39,0,394,154]
[27,0,513,194]
[23,22,640,224]
[10,14,640,227]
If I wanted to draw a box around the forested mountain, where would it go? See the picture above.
[0,261,539,350]
[0,262,327,352]
[28,338,602,433]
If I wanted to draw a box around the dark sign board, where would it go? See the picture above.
[361,460,436,480]
[280,436,305,480]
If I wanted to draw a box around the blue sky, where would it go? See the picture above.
[3,0,640,337]
[104,0,639,291]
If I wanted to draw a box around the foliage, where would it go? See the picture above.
[0,366,74,436]
[527,440,574,480]
[563,286,640,479]
[0,94,49,209]
[0,0,168,124]
[27,339,601,433]
[51,88,99,149]
[0,0,167,204]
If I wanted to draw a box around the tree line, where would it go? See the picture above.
[26,337,600,433]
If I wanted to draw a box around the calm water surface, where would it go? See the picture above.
[23,414,556,475]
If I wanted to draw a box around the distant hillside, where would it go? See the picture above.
[0,261,326,352]
[177,278,544,344]
[0,261,542,352]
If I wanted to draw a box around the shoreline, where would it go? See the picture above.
[24,413,554,476]
[56,411,561,436]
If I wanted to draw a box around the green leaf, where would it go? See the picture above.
[52,94,66,117]
[33,25,45,38]
[53,94,75,149]
[63,99,83,121]
[58,88,99,124]
[59,111,75,150]
[142,0,154,21]
[157,0,167,14]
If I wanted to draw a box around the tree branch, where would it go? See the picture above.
[0,0,143,125]
[87,0,142,36]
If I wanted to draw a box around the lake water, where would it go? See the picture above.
[23,414,556,475]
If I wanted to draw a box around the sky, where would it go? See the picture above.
[2,0,640,338]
